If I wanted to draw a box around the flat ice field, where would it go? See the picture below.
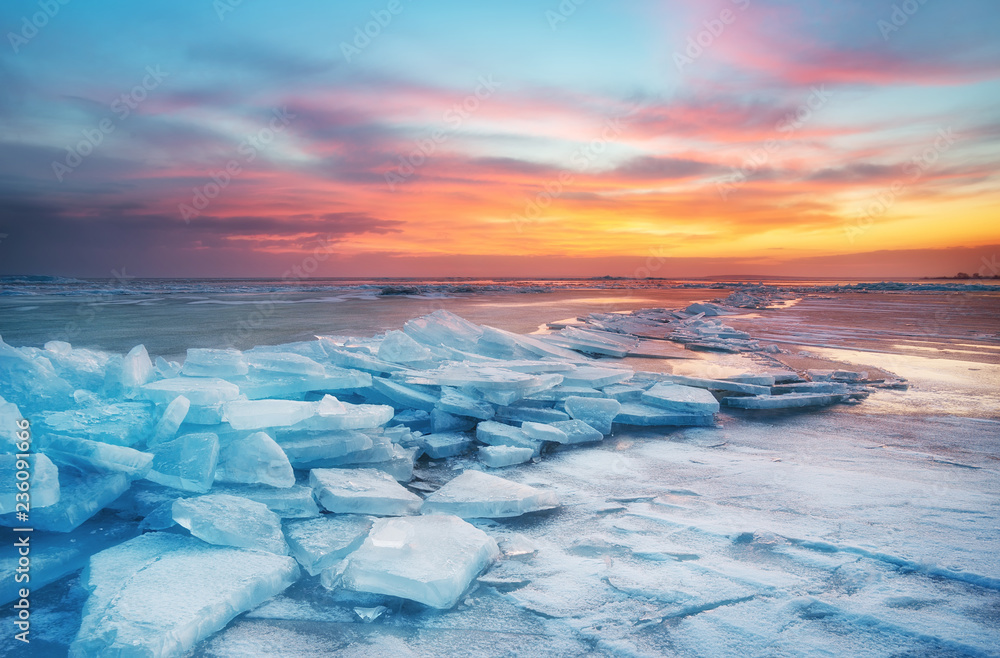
[0,287,998,657]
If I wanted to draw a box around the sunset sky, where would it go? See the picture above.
[1,0,998,278]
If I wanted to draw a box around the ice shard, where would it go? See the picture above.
[309,467,422,516]
[285,514,373,576]
[422,470,559,518]
[146,432,220,493]
[215,431,294,488]
[340,514,499,609]
[563,396,621,435]
[70,532,299,658]
[172,493,288,555]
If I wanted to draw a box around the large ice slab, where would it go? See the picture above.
[70,532,299,658]
[285,514,373,576]
[172,493,288,554]
[215,431,294,488]
[436,387,495,420]
[223,399,317,430]
[659,374,770,396]
[37,434,153,478]
[423,470,559,518]
[641,382,721,414]
[121,344,154,394]
[724,392,847,409]
[475,420,541,452]
[1,470,128,533]
[548,419,604,444]
[403,310,484,351]
[0,453,59,513]
[278,399,394,432]
[372,377,439,411]
[563,396,621,434]
[340,514,499,609]
[614,402,716,427]
[213,483,320,518]
[141,376,241,407]
[378,330,434,365]
[277,431,373,468]
[310,467,422,516]
[182,347,249,377]
[35,401,155,447]
[0,337,75,410]
[146,432,220,493]
[421,432,473,459]
[520,421,569,444]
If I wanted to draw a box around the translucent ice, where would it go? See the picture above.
[561,366,633,388]
[429,408,476,433]
[223,399,317,430]
[494,404,569,424]
[403,310,484,351]
[182,347,249,377]
[281,401,394,432]
[475,420,542,453]
[563,396,621,434]
[0,453,59,513]
[423,470,559,518]
[172,493,288,554]
[213,483,319,518]
[340,514,499,609]
[146,432,220,492]
[614,402,715,426]
[641,382,721,414]
[436,387,495,420]
[277,431,373,468]
[246,351,326,377]
[548,419,605,444]
[149,395,190,447]
[372,378,439,411]
[520,421,569,444]
[70,532,299,657]
[378,330,434,365]
[121,344,154,393]
[35,401,155,447]
[141,376,241,407]
[37,434,153,478]
[421,432,473,459]
[0,337,74,410]
[723,392,846,409]
[478,445,534,468]
[1,470,128,533]
[285,514,373,576]
[309,467,422,516]
[215,431,294,488]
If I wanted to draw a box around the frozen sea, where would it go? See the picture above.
[1,278,998,657]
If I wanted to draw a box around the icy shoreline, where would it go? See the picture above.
[1,297,998,657]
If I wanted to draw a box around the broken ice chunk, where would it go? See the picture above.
[661,374,770,395]
[282,402,394,432]
[723,392,846,409]
[0,337,75,410]
[1,470,128,533]
[35,401,155,448]
[436,387,495,420]
[146,432,220,493]
[121,344,154,393]
[494,405,569,424]
[182,347,248,377]
[69,532,299,658]
[309,467,422,516]
[215,431,294,488]
[563,396,621,434]
[476,421,541,453]
[213,483,319,518]
[641,383,720,414]
[277,431,373,468]
[421,432,473,459]
[614,402,715,426]
[141,376,241,407]
[378,330,434,365]
[403,310,484,351]
[37,435,152,478]
[0,453,59,513]
[149,395,190,447]
[548,419,607,444]
[478,445,534,468]
[423,470,559,518]
[372,378,439,411]
[246,351,326,377]
[172,493,288,555]
[285,514,373,576]
[340,514,499,609]
[560,366,633,388]
[154,355,182,379]
[520,421,569,444]
[223,399,317,430]
[601,383,647,402]
[725,373,777,386]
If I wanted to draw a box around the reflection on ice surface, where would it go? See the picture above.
[0,289,997,656]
